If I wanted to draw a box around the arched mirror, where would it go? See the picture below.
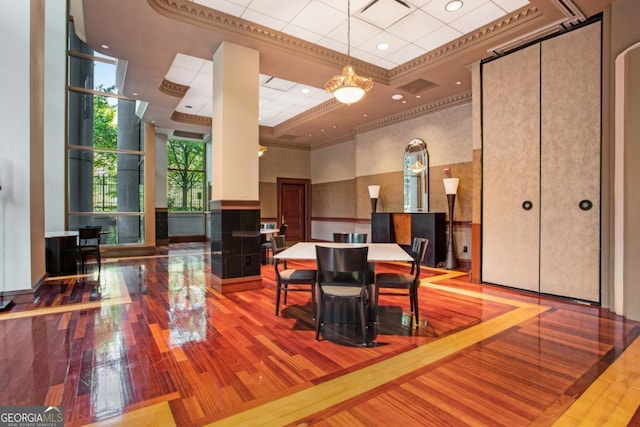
[403,138,429,212]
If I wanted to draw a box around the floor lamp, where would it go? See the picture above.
[443,178,459,270]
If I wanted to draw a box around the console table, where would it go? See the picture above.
[45,231,79,276]
[371,212,446,267]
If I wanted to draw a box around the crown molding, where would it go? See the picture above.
[259,140,311,151]
[353,91,472,134]
[147,0,388,83]
[310,133,357,150]
[159,78,189,97]
[271,98,342,135]
[389,6,542,80]
[170,111,212,126]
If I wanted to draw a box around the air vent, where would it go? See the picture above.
[358,0,412,30]
[397,78,438,95]
[173,130,205,140]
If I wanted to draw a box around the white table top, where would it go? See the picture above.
[45,231,79,238]
[273,242,412,262]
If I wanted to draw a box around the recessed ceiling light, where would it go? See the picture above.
[320,129,325,132]
[445,0,463,12]
[456,81,462,85]
[363,114,368,117]
[132,92,138,96]
[332,125,337,128]
[100,44,109,49]
[377,42,390,50]
[392,94,404,100]
[402,100,407,104]
[300,88,310,94]
[416,95,421,99]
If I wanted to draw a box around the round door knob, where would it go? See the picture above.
[579,200,593,211]
[522,201,533,211]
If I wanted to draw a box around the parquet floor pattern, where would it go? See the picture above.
[0,243,638,426]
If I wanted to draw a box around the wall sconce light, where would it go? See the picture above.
[443,177,459,269]
[258,145,267,157]
[368,185,380,213]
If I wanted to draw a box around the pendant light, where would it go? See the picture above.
[324,0,373,105]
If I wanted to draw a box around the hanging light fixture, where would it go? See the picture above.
[325,0,373,105]
[258,145,267,157]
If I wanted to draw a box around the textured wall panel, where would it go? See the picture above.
[539,22,601,301]
[312,180,356,218]
[482,43,541,291]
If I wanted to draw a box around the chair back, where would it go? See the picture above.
[279,223,288,236]
[410,237,429,280]
[79,226,102,247]
[270,235,286,255]
[333,232,367,243]
[316,245,369,286]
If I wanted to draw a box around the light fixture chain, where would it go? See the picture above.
[347,0,351,62]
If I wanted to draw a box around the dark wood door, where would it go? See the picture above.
[281,183,305,243]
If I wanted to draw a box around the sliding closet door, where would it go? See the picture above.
[482,44,541,292]
[539,23,601,301]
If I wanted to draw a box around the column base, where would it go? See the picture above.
[211,274,262,294]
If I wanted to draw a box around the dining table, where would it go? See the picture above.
[273,242,413,345]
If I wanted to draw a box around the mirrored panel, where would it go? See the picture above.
[403,138,429,212]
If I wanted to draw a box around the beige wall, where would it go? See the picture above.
[259,145,311,218]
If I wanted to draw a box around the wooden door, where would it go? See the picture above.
[482,44,541,292]
[277,178,310,243]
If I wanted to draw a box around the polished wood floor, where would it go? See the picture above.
[1,242,639,426]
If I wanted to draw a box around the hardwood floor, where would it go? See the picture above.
[0,242,638,426]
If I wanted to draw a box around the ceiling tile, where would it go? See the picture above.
[327,18,382,47]
[422,0,491,24]
[165,66,198,85]
[281,23,324,43]
[385,9,445,42]
[241,8,287,30]
[413,25,462,51]
[245,0,308,22]
[290,2,344,35]
[384,42,428,65]
[449,2,505,33]
[194,0,246,15]
[492,0,529,12]
[318,0,371,13]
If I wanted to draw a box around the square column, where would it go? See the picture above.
[210,42,261,293]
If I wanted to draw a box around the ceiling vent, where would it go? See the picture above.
[397,78,438,95]
[357,0,413,30]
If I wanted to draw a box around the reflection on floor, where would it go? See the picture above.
[0,242,638,426]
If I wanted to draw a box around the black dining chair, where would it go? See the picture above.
[333,232,367,243]
[272,235,317,319]
[374,237,428,328]
[261,223,288,264]
[78,226,102,274]
[315,245,370,345]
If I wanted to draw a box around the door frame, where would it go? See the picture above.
[276,177,311,242]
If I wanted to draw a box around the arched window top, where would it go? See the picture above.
[403,138,429,212]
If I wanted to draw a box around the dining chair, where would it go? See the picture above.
[315,245,370,345]
[272,235,317,318]
[78,226,102,274]
[333,232,367,243]
[374,237,428,327]
[261,223,288,264]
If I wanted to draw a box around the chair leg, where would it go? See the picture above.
[315,294,324,341]
[96,250,101,275]
[311,283,316,320]
[413,285,420,327]
[358,298,367,345]
[275,281,282,316]
[283,284,289,305]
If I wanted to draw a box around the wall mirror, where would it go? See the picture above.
[403,138,429,212]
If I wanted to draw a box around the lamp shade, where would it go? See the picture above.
[368,185,380,198]
[443,178,459,195]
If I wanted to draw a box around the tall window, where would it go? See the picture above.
[167,139,206,211]
[66,21,145,245]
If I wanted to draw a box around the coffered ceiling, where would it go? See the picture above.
[76,0,613,148]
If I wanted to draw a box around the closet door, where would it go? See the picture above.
[482,44,541,291]
[540,23,601,301]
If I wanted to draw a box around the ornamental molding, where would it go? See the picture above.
[170,111,212,126]
[353,91,472,134]
[159,78,189,97]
